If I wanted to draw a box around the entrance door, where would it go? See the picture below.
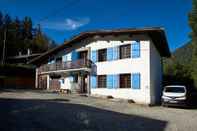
[79,51,88,60]
[38,75,47,89]
[81,75,87,93]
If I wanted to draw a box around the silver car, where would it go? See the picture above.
[162,85,187,107]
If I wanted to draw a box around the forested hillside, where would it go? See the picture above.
[163,0,197,88]
[0,12,57,62]
[163,42,193,87]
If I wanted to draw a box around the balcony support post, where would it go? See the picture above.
[35,68,38,88]
[47,75,50,90]
[87,74,91,95]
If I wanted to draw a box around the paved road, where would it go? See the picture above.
[0,89,197,131]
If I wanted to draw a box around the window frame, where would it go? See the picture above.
[97,75,107,88]
[98,48,107,62]
[119,44,131,59]
[56,57,62,63]
[119,74,131,88]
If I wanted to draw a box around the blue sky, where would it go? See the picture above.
[0,0,192,51]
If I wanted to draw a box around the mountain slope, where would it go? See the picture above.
[163,42,192,66]
[173,42,193,64]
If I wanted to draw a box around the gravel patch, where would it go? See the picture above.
[0,89,197,131]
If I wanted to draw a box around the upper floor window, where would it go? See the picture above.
[97,75,106,88]
[56,57,62,63]
[119,74,131,88]
[132,41,140,58]
[98,49,107,62]
[119,44,131,59]
[48,57,55,64]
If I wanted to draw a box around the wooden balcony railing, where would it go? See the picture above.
[38,59,92,74]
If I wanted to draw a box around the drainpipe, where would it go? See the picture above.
[87,47,91,95]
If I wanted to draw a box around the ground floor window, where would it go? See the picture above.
[91,73,140,89]
[119,74,131,88]
[73,75,78,83]
[97,75,106,88]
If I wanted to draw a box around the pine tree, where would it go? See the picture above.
[32,24,50,53]
[0,12,56,62]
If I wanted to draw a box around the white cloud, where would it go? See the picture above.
[42,18,90,31]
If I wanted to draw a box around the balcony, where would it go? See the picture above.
[38,59,92,74]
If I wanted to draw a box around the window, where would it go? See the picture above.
[132,41,140,58]
[62,53,72,62]
[119,74,131,88]
[56,57,62,63]
[48,57,55,64]
[97,75,106,88]
[119,44,131,59]
[73,75,78,83]
[132,73,140,89]
[61,79,64,84]
[79,51,88,60]
[98,49,107,62]
[165,87,185,93]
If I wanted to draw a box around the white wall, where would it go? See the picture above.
[44,34,162,105]
[149,40,162,104]
[85,36,152,104]
[60,77,72,90]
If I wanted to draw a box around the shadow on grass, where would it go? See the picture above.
[0,98,168,131]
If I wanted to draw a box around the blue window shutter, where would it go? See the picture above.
[71,51,78,60]
[113,75,119,89]
[107,48,113,61]
[90,76,97,88]
[107,75,113,89]
[132,41,140,58]
[132,73,140,89]
[91,50,97,63]
[113,47,119,60]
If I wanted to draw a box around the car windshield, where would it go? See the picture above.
[165,87,185,93]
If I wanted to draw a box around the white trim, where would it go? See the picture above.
[40,68,91,75]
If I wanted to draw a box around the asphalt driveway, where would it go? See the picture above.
[0,89,197,131]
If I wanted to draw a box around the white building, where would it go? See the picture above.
[29,28,171,105]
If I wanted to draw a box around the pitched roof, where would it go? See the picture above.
[28,27,171,65]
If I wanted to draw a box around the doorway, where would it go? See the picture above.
[79,51,88,60]
[80,74,87,93]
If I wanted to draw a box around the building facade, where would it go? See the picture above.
[29,28,170,105]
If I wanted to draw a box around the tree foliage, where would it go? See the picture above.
[164,0,197,88]
[189,0,197,87]
[0,12,57,61]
